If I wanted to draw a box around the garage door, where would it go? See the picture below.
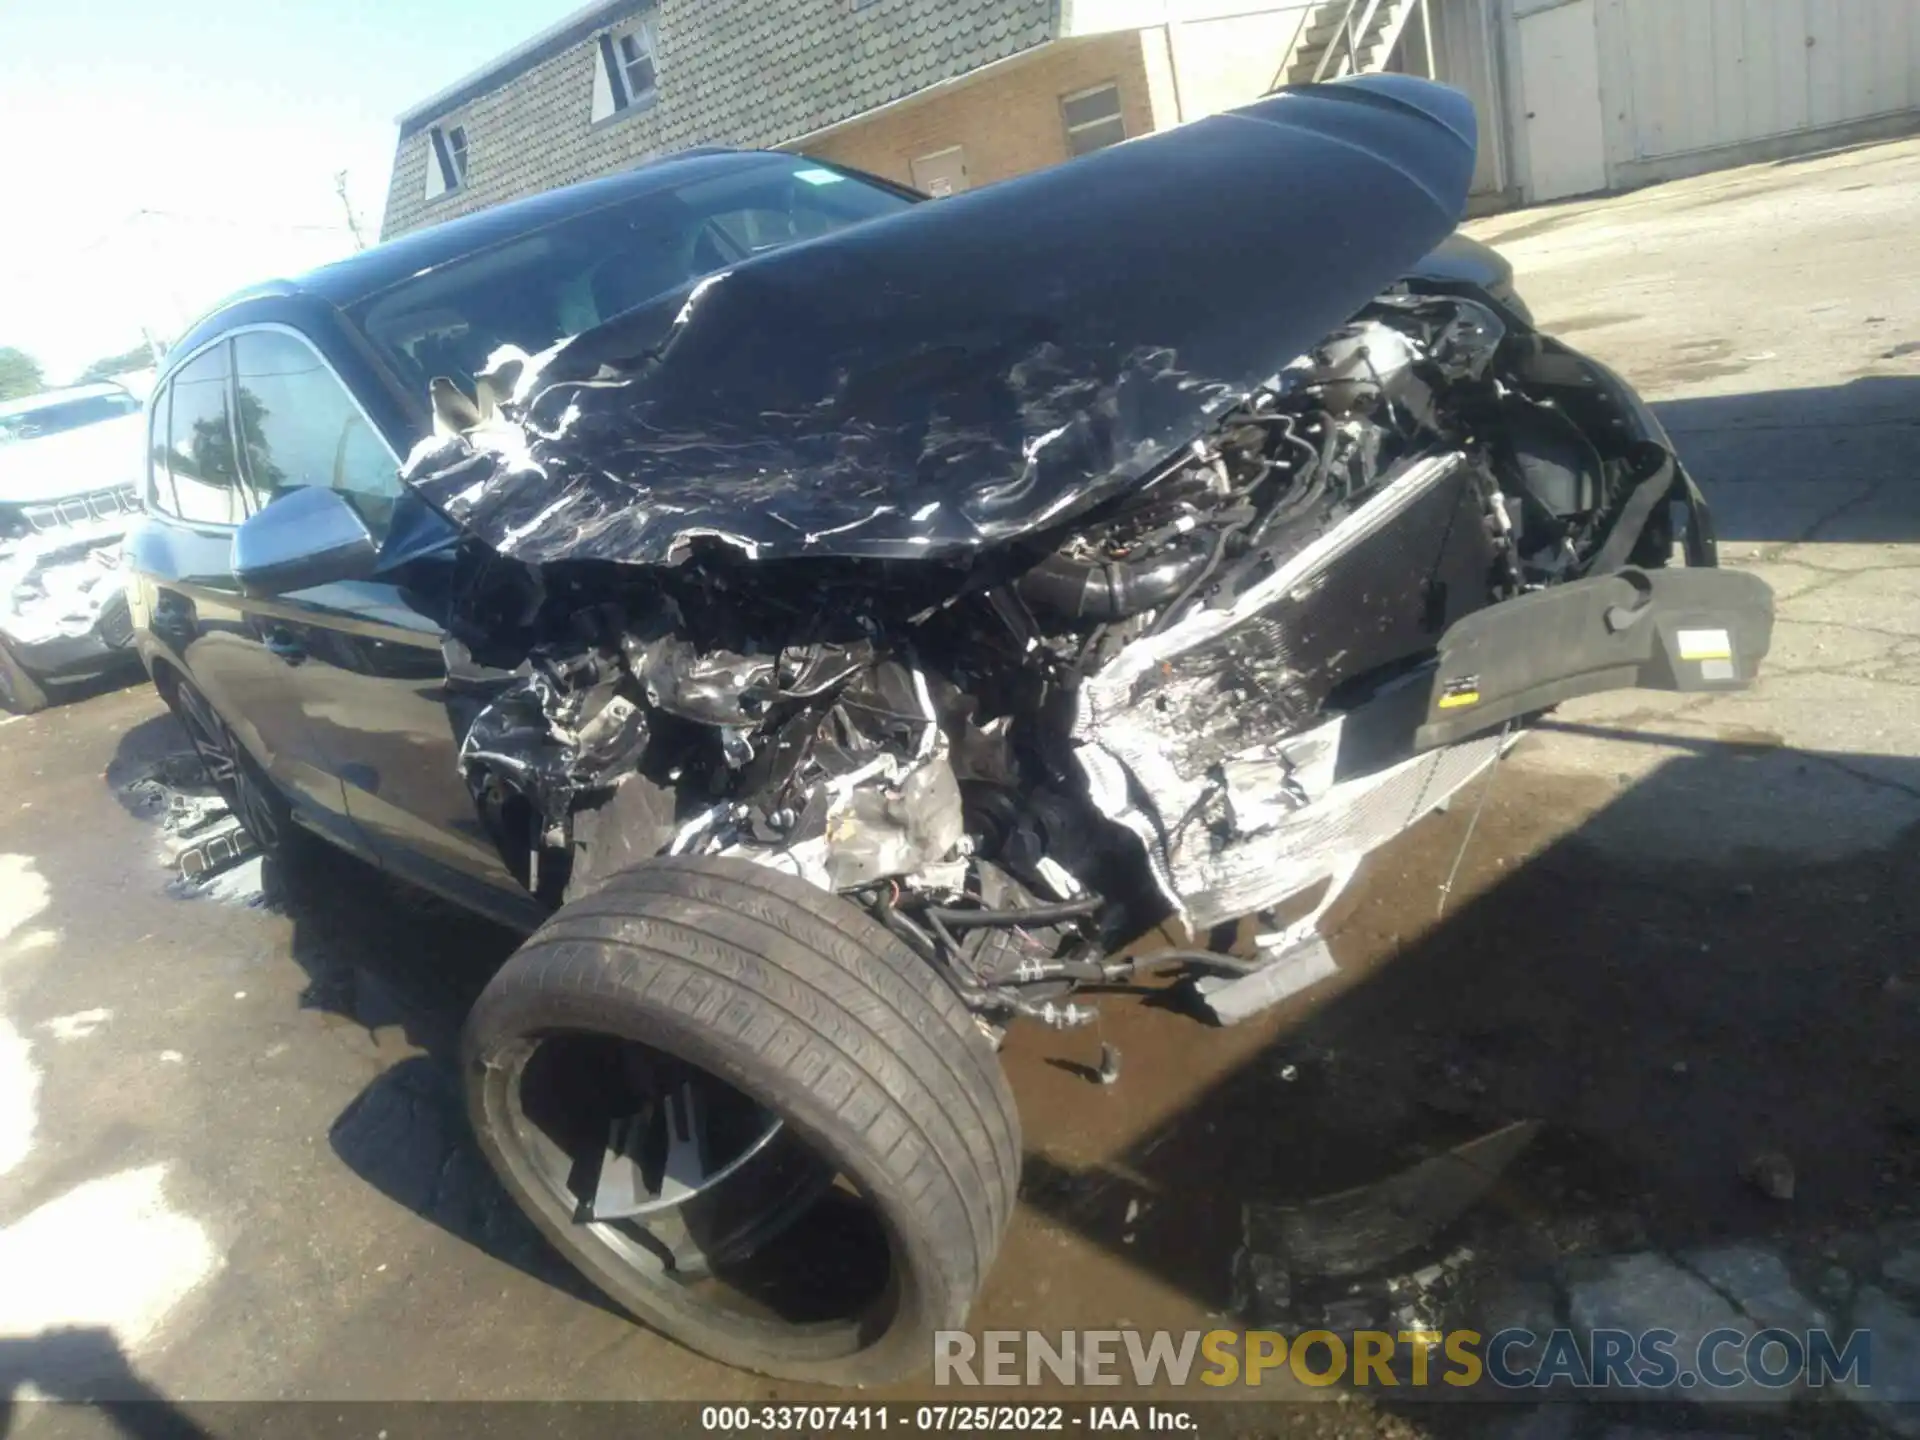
[1606,0,1920,164]
[1519,0,1611,199]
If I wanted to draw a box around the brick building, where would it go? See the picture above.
[379,0,1448,239]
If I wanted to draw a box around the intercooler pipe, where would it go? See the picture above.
[1012,541,1214,622]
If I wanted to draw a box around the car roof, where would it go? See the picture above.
[205,147,795,319]
[0,382,135,417]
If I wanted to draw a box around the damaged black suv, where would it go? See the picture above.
[126,75,1773,1384]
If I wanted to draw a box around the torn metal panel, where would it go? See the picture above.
[819,747,965,891]
[1069,451,1512,929]
[0,526,128,647]
[401,75,1477,568]
[1197,935,1340,1027]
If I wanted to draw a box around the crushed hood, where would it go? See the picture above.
[404,73,1478,568]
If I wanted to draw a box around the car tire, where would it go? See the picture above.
[463,855,1021,1385]
[0,640,51,716]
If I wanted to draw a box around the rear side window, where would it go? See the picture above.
[146,386,177,515]
[165,345,247,526]
[233,330,403,540]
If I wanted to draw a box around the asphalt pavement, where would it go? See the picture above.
[1,135,1917,1435]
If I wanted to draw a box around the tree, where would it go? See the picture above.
[78,342,159,384]
[0,348,44,402]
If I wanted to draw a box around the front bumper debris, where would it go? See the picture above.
[1186,564,1771,1025]
[1416,566,1774,750]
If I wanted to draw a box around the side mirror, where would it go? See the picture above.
[231,487,378,598]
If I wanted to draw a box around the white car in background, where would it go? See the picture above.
[0,382,146,712]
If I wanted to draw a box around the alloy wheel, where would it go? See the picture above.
[500,1030,886,1318]
[172,683,283,854]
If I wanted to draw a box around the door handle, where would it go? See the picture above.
[265,627,307,665]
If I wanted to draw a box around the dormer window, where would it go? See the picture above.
[424,123,469,200]
[592,12,660,122]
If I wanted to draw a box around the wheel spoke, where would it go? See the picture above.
[235,770,279,846]
[656,1081,711,1207]
[194,742,236,785]
[173,684,280,854]
[589,1101,656,1221]
[584,1078,781,1222]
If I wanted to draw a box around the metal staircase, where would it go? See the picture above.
[1282,0,1425,86]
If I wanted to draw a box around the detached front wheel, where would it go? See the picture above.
[463,856,1022,1385]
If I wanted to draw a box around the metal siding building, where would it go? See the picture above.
[1507,0,1920,202]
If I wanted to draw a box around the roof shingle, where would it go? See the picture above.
[382,0,1060,237]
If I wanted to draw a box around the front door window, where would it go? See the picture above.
[232,330,403,540]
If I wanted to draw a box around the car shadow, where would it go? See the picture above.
[104,708,618,1319]
[996,731,1920,1419]
[0,1327,209,1438]
[272,848,627,1313]
[1652,374,1920,547]
[43,658,146,713]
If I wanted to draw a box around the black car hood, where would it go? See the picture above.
[404,73,1478,568]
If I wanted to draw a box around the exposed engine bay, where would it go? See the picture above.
[410,285,1772,1030]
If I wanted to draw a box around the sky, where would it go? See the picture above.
[0,0,572,384]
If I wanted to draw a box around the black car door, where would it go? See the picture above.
[227,327,531,920]
[137,340,360,846]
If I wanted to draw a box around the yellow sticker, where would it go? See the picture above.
[1438,689,1481,710]
[1677,627,1733,661]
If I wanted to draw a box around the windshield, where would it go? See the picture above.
[0,391,142,443]
[350,155,917,396]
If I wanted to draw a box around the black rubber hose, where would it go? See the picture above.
[1129,949,1264,978]
[872,895,938,959]
[1248,413,1336,546]
[982,947,1263,987]
[983,957,1115,986]
[921,898,1104,930]
[1145,524,1237,636]
[1013,540,1214,622]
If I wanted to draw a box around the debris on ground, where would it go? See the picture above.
[1741,1150,1797,1201]
[1262,1119,1540,1279]
[122,754,264,903]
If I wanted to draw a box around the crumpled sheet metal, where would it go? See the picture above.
[401,75,1477,569]
[0,528,126,646]
[1085,716,1508,931]
[815,747,966,892]
[590,653,969,896]
[1072,453,1493,927]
